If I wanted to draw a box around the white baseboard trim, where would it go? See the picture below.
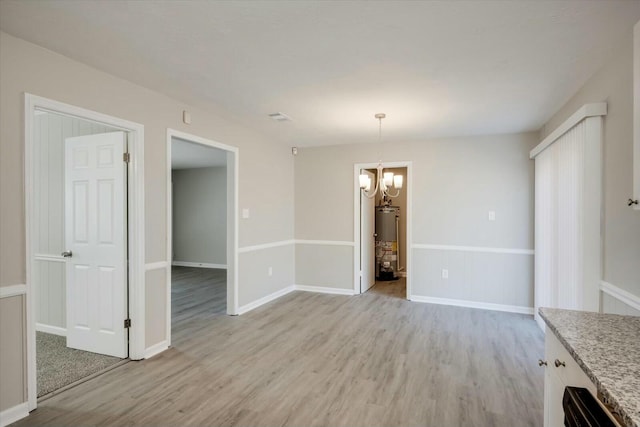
[410,295,534,315]
[295,285,355,296]
[36,323,66,337]
[172,261,227,269]
[236,284,357,315]
[237,285,296,315]
[144,340,169,359]
[0,284,26,299]
[601,281,640,312]
[0,401,29,427]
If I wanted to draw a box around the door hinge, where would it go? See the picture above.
[123,152,131,163]
[124,318,131,328]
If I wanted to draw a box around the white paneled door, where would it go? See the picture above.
[360,169,376,293]
[64,132,128,358]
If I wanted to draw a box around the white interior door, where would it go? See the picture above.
[64,131,128,358]
[360,169,376,293]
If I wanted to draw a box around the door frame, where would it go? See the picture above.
[359,169,376,294]
[165,129,239,341]
[24,93,146,411]
[352,161,413,298]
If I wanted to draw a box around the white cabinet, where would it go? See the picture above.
[543,327,597,427]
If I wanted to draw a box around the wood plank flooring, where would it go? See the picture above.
[15,271,544,426]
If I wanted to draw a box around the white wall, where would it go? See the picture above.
[33,112,118,333]
[601,292,640,316]
[0,31,294,412]
[172,166,227,266]
[540,27,640,313]
[294,133,537,310]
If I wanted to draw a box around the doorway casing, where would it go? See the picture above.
[353,161,413,298]
[24,93,146,411]
[166,129,239,345]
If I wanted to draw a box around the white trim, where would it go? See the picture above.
[169,128,239,154]
[25,93,146,412]
[530,102,607,159]
[171,261,227,269]
[410,295,534,315]
[295,239,355,246]
[235,239,355,253]
[412,243,534,255]
[36,323,66,336]
[0,284,26,298]
[634,21,640,210]
[144,340,169,359]
[238,239,295,253]
[166,129,240,339]
[236,285,296,315]
[145,261,168,271]
[34,254,66,263]
[0,402,29,427]
[235,284,357,316]
[601,281,640,312]
[295,285,355,296]
[353,161,413,299]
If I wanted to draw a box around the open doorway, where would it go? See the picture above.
[29,109,129,399]
[25,94,145,411]
[354,162,412,300]
[166,129,238,349]
[170,138,227,339]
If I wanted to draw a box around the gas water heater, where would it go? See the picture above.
[375,206,400,281]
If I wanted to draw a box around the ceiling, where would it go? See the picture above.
[2,1,640,147]
[171,138,227,170]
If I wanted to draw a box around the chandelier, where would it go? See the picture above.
[359,113,403,199]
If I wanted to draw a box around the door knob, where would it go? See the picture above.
[554,359,566,368]
[61,251,73,258]
[538,359,547,367]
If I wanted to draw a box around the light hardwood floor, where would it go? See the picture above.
[15,270,544,426]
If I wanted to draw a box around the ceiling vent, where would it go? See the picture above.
[268,112,292,122]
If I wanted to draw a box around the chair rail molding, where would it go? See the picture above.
[0,284,27,299]
[601,281,640,312]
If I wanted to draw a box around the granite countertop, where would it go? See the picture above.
[539,308,640,427]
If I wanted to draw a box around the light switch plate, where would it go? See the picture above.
[488,211,496,221]
[442,269,449,279]
[242,208,250,219]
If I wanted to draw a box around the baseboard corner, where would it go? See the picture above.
[236,285,296,315]
[36,323,67,337]
[144,340,169,359]
[0,401,29,427]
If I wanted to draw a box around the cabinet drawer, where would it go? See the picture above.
[545,328,596,393]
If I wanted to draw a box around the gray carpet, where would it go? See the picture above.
[36,332,123,397]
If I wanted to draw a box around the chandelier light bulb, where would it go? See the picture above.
[383,172,394,187]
